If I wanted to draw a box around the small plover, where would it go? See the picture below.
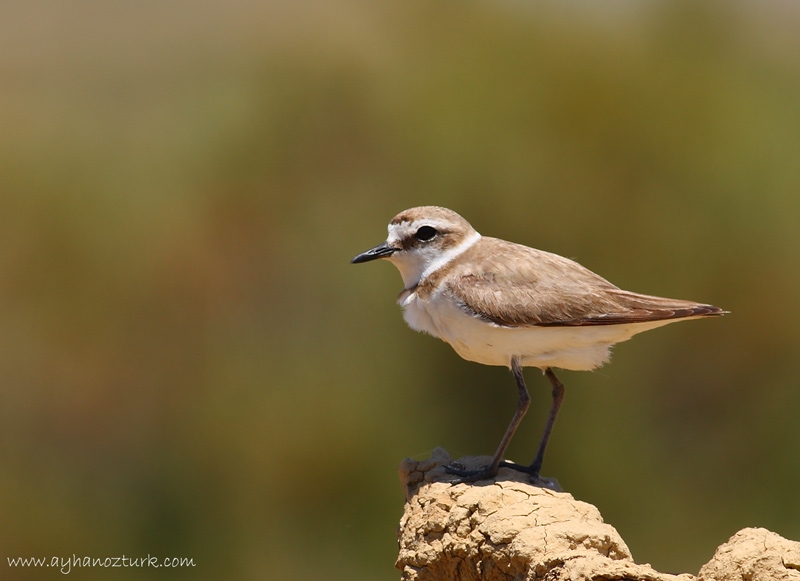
[352,206,724,482]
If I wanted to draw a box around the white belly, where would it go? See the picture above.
[400,290,679,371]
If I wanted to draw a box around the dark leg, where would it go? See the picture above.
[446,357,531,482]
[500,368,565,480]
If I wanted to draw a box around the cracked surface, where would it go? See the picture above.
[396,448,800,581]
[698,527,800,581]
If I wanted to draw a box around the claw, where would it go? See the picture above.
[444,463,497,483]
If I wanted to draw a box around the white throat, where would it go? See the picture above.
[392,231,482,289]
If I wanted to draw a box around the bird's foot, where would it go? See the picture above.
[499,460,540,481]
[499,461,562,490]
[444,462,498,483]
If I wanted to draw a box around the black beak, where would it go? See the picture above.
[351,242,396,264]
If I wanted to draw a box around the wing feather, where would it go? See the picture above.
[439,238,724,327]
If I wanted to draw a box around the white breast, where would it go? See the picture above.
[398,290,441,337]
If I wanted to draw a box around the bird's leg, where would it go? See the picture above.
[446,357,531,482]
[501,368,565,480]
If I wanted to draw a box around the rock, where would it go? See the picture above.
[698,527,800,581]
[396,448,800,581]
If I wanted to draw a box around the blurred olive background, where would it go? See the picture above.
[2,1,800,579]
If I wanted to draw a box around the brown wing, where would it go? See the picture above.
[438,238,724,327]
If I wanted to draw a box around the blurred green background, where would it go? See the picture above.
[2,1,799,579]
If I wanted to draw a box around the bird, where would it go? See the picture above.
[351,206,725,483]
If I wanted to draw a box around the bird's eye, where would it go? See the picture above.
[414,226,438,241]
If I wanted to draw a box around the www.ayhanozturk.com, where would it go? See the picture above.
[7,555,196,574]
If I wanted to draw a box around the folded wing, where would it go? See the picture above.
[443,238,725,327]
